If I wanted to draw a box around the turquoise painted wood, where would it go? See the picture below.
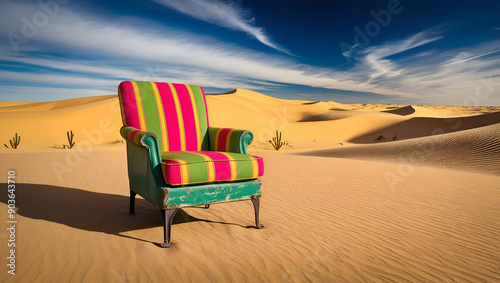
[164,180,262,209]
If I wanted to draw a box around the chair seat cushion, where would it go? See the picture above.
[161,151,264,186]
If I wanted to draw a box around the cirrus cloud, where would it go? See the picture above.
[152,0,292,55]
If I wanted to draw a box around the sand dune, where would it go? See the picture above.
[2,89,499,151]
[383,105,417,116]
[1,149,499,282]
[0,95,122,149]
[350,111,500,143]
[1,89,499,282]
[298,123,500,175]
[382,105,464,118]
[0,95,116,112]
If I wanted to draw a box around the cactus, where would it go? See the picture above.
[269,130,287,151]
[4,133,21,149]
[66,130,75,149]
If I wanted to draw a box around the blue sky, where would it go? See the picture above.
[0,0,499,105]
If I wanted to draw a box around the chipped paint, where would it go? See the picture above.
[161,180,262,208]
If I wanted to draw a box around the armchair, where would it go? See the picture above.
[118,81,264,247]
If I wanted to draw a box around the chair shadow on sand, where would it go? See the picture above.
[0,183,250,245]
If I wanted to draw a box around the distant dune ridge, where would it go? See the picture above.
[1,89,499,282]
[298,123,500,175]
[1,89,498,151]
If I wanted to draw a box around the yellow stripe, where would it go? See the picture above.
[214,128,223,151]
[249,155,259,178]
[177,159,189,185]
[186,85,202,150]
[196,152,215,182]
[168,83,186,151]
[150,82,169,151]
[225,129,235,152]
[220,152,237,181]
[131,81,147,130]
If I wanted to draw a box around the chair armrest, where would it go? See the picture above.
[208,127,254,154]
[120,126,162,168]
[121,126,166,205]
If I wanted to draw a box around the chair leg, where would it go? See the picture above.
[204,204,210,209]
[251,196,264,229]
[160,208,180,248]
[129,190,136,214]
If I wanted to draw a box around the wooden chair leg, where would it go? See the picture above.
[251,196,264,229]
[160,208,180,248]
[130,190,136,214]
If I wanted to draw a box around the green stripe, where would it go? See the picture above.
[207,127,217,151]
[226,152,254,179]
[228,130,242,152]
[162,151,258,185]
[136,81,163,150]
[189,85,210,150]
[163,152,209,184]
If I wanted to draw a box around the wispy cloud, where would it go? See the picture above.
[360,31,444,81]
[353,38,500,105]
[445,49,500,66]
[1,2,499,105]
[0,3,415,100]
[152,0,291,55]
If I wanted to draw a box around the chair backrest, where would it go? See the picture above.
[118,81,210,152]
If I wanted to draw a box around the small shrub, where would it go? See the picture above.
[269,130,287,150]
[66,130,75,149]
[4,133,21,149]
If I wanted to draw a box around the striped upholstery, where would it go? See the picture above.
[119,81,210,151]
[120,126,153,147]
[161,151,264,186]
[208,127,250,153]
[118,81,264,186]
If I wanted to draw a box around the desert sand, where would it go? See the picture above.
[1,89,499,282]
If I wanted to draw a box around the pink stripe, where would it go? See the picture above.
[126,130,135,142]
[119,81,141,128]
[175,84,198,151]
[156,82,182,151]
[202,151,233,181]
[163,161,183,185]
[255,156,265,177]
[217,128,231,151]
[127,129,140,143]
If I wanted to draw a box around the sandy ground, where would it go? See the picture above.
[1,89,499,282]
